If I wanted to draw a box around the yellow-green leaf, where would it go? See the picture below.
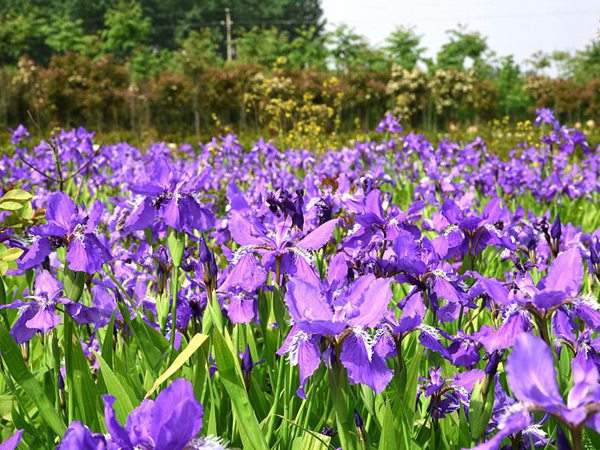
[0,189,32,202]
[0,248,23,262]
[0,201,23,211]
[145,333,208,398]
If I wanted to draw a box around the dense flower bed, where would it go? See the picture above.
[0,109,599,449]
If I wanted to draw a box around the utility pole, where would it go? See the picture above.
[224,8,233,61]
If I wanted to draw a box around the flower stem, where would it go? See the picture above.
[328,361,357,450]
[571,426,583,450]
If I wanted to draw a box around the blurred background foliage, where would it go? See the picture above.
[0,0,599,144]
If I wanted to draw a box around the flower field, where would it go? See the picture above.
[1,109,600,449]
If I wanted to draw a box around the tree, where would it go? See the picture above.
[43,15,91,55]
[0,9,50,64]
[330,25,388,73]
[175,29,222,72]
[436,26,489,72]
[102,1,151,59]
[287,26,330,70]
[494,56,529,116]
[235,27,289,68]
[384,26,425,70]
[570,38,600,82]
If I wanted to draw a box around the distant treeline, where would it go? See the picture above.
[1,1,599,135]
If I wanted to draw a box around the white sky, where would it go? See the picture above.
[322,0,600,64]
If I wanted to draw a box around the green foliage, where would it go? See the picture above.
[494,56,530,116]
[102,1,151,59]
[0,9,49,65]
[384,26,425,70]
[43,15,91,55]
[330,24,388,73]
[175,29,222,74]
[287,26,330,70]
[236,27,290,68]
[436,26,490,73]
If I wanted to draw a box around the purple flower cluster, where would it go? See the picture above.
[1,109,599,449]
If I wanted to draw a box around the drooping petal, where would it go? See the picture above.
[66,236,110,274]
[296,336,321,399]
[150,379,203,450]
[470,407,531,450]
[18,237,52,271]
[58,421,106,450]
[472,275,510,305]
[228,212,269,246]
[219,253,267,293]
[85,200,104,233]
[10,307,38,343]
[532,290,566,310]
[25,306,61,333]
[296,218,339,250]
[567,350,600,409]
[180,196,215,232]
[102,395,133,448]
[474,312,530,353]
[327,252,349,285]
[285,278,331,324]
[161,197,182,230]
[506,333,564,411]
[340,332,393,393]
[227,181,250,212]
[124,399,155,449]
[224,294,256,324]
[124,197,156,232]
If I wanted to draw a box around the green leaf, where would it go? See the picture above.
[101,314,116,368]
[378,400,399,450]
[469,378,495,441]
[0,322,66,435]
[212,327,269,450]
[63,268,85,301]
[115,299,168,374]
[146,333,208,398]
[64,315,100,429]
[291,432,331,450]
[167,228,184,268]
[96,353,137,423]
[0,201,24,211]
[0,189,32,202]
[0,247,23,262]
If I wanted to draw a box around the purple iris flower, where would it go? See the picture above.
[514,247,584,317]
[10,124,30,146]
[534,108,560,129]
[18,192,111,273]
[229,207,339,280]
[419,367,484,420]
[278,263,394,395]
[376,113,403,134]
[124,157,215,234]
[59,422,106,449]
[218,253,267,324]
[103,378,203,449]
[0,270,69,343]
[59,379,204,450]
[473,333,600,449]
[432,197,511,259]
